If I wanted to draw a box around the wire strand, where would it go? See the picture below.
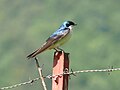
[1,67,120,90]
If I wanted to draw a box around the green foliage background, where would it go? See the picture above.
[0,0,120,90]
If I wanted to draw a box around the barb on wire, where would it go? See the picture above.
[45,67,120,79]
[1,67,120,90]
[0,77,40,90]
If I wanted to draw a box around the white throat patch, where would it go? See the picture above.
[68,25,73,30]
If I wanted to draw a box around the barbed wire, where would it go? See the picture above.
[1,67,120,90]
[0,77,40,90]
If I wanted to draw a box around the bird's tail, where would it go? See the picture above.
[27,41,52,59]
[27,45,49,59]
[27,49,40,59]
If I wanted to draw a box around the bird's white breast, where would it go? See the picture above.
[48,29,72,49]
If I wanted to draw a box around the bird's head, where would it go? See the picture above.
[62,21,77,29]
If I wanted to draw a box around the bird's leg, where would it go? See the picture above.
[57,47,64,51]
[54,48,59,52]
[54,47,64,52]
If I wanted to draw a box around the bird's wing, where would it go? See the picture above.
[27,28,70,59]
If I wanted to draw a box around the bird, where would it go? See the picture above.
[27,21,77,59]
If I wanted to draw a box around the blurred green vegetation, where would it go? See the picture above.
[0,0,120,90]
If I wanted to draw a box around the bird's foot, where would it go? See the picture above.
[57,47,64,51]
[54,47,64,53]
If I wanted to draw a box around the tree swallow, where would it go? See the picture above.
[27,21,77,59]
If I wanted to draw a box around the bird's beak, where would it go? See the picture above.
[74,23,77,26]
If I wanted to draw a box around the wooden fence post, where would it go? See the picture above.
[52,51,69,90]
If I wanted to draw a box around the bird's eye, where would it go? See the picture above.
[66,23,69,27]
